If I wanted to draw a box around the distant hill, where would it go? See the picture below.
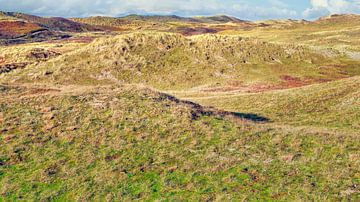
[1,12,99,32]
[255,19,310,28]
[315,14,360,25]
[1,11,360,44]
[119,14,247,24]
[73,14,250,25]
[193,15,249,23]
[71,14,255,36]
[121,14,197,23]
[0,11,103,45]
[0,20,44,38]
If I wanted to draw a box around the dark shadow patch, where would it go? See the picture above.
[155,92,269,123]
[226,112,269,122]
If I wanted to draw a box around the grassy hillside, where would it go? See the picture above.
[71,15,254,36]
[1,12,99,32]
[0,38,94,75]
[0,84,358,201]
[2,32,359,90]
[221,14,360,56]
[177,76,360,132]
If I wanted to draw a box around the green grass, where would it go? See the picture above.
[177,76,360,132]
[0,84,359,201]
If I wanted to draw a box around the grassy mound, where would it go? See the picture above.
[0,84,358,201]
[3,32,356,90]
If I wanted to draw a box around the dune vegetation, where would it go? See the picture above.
[175,76,360,132]
[0,84,359,201]
[2,32,359,91]
[0,11,359,201]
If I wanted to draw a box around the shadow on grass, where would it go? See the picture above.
[156,93,270,123]
[226,112,270,122]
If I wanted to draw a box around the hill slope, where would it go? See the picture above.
[1,12,98,32]
[179,76,360,131]
[194,15,248,24]
[0,84,358,201]
[0,21,44,39]
[3,32,358,90]
[71,14,255,36]
[0,11,102,45]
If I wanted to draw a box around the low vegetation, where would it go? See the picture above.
[222,14,360,57]
[0,84,358,201]
[176,76,360,132]
[0,11,359,201]
[2,32,359,91]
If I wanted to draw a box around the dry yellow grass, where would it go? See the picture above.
[2,32,358,91]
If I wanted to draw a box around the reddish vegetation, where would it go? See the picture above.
[25,88,61,96]
[11,14,100,32]
[0,21,42,38]
[57,36,95,44]
[203,75,342,93]
[279,75,308,88]
[176,27,217,36]
[0,57,5,65]
[247,76,324,92]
